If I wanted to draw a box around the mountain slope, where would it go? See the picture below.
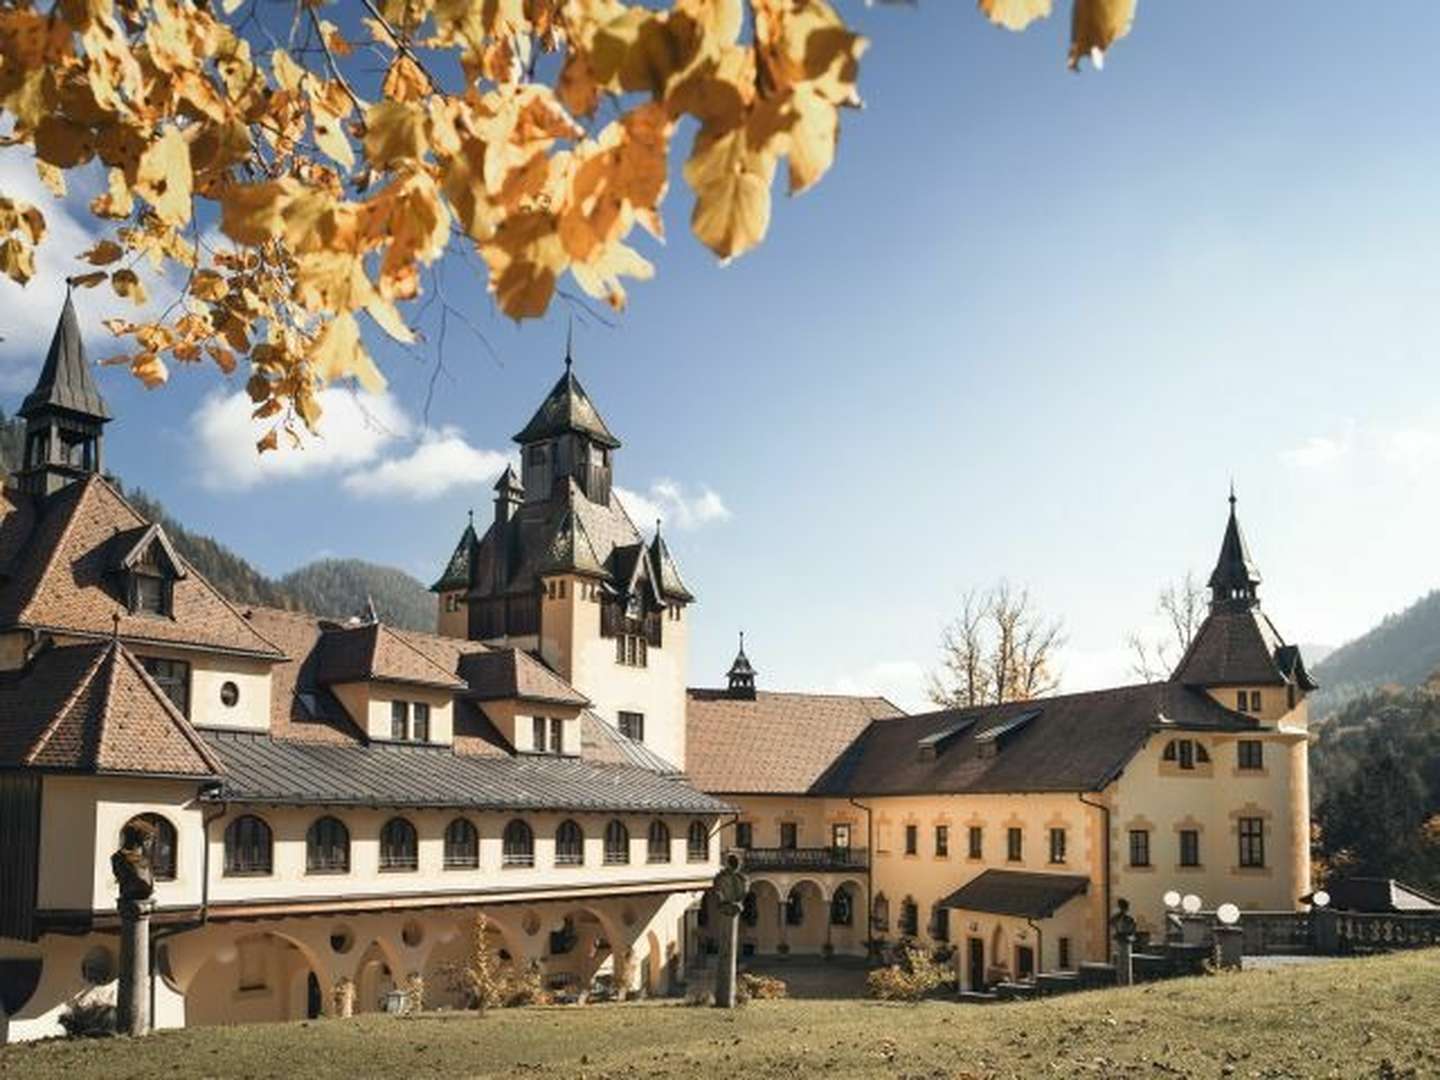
[1311,590,1440,714]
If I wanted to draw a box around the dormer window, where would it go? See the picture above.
[116,524,186,619]
[132,572,170,616]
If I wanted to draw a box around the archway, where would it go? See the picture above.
[354,939,403,1014]
[745,879,784,956]
[421,912,521,1011]
[184,931,326,1027]
[542,906,621,1000]
[988,924,1011,985]
[784,880,828,954]
[829,879,866,955]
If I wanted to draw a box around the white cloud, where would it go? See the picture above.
[193,388,410,490]
[343,427,513,500]
[833,660,930,713]
[1280,424,1354,470]
[615,479,731,531]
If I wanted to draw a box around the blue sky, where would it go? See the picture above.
[4,2,1440,710]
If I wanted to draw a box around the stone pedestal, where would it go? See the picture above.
[116,898,154,1036]
[1214,925,1244,970]
[1114,936,1134,987]
[1312,908,1339,955]
[714,903,740,1008]
[1180,915,1210,946]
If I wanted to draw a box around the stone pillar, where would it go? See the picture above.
[1214,925,1243,970]
[1114,934,1134,987]
[1180,915,1210,946]
[116,898,155,1036]
[710,854,748,1010]
[1312,908,1339,955]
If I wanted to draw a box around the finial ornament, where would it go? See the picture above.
[739,630,745,652]
[467,507,474,526]
[111,612,121,642]
[1229,478,1236,509]
[564,317,573,371]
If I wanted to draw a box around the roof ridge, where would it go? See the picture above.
[12,476,94,629]
[377,622,464,685]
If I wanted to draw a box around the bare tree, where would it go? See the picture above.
[1127,571,1207,682]
[927,583,1065,708]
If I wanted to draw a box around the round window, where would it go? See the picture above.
[329,926,355,954]
[220,681,240,708]
[401,920,424,948]
[80,945,116,985]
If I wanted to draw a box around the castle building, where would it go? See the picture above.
[685,494,1315,989]
[0,299,727,1041]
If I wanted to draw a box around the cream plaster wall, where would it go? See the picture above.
[436,590,467,639]
[1108,724,1311,936]
[538,575,689,770]
[330,682,456,745]
[476,698,583,755]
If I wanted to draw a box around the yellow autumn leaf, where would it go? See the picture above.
[480,210,568,320]
[219,179,301,245]
[1069,0,1136,69]
[68,270,108,288]
[33,116,95,168]
[979,0,1053,31]
[191,268,229,301]
[309,311,386,392]
[0,237,37,285]
[363,100,428,168]
[130,352,169,388]
[91,169,134,220]
[111,268,148,305]
[313,105,355,169]
[35,160,66,197]
[82,239,125,265]
[683,121,778,261]
[135,127,193,226]
[570,240,654,310]
[785,84,836,194]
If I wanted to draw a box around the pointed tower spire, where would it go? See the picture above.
[1207,486,1261,611]
[564,318,574,372]
[726,631,757,699]
[17,294,111,496]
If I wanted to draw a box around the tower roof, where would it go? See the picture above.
[649,526,694,602]
[727,632,756,678]
[19,293,111,421]
[430,519,479,593]
[493,463,523,494]
[512,363,620,450]
[1207,487,1261,597]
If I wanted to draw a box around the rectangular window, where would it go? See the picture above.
[832,823,851,851]
[1236,690,1248,713]
[1250,690,1262,712]
[532,716,548,753]
[1237,739,1264,770]
[1049,827,1067,864]
[1179,829,1201,867]
[735,822,753,849]
[935,825,949,858]
[932,907,950,942]
[1129,829,1151,868]
[412,702,431,742]
[780,822,798,850]
[615,633,650,667]
[140,657,190,718]
[1178,739,1195,770]
[904,824,918,856]
[968,826,983,859]
[618,711,645,742]
[1058,937,1071,970]
[1006,827,1023,863]
[390,700,409,741]
[1238,817,1265,868]
[550,717,564,755]
[133,574,169,616]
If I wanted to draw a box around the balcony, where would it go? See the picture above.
[729,846,869,873]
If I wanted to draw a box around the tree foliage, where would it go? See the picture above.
[927,581,1064,708]
[0,0,1135,454]
[1127,571,1205,682]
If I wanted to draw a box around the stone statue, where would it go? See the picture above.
[1110,897,1137,987]
[111,820,156,902]
[1110,897,1137,942]
[711,852,748,1009]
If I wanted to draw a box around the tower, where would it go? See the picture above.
[726,632,757,700]
[512,349,620,505]
[16,293,110,497]
[1206,485,1261,611]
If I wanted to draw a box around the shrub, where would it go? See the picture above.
[866,946,946,1002]
[58,997,115,1039]
[436,913,549,1012]
[738,972,788,1002]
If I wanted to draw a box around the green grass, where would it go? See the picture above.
[5,952,1440,1079]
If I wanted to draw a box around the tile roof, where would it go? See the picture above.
[810,682,1259,798]
[582,711,682,775]
[19,294,111,421]
[512,367,621,449]
[0,639,220,777]
[0,477,285,659]
[201,729,731,814]
[1171,607,1314,689]
[939,869,1090,919]
[431,519,478,592]
[313,620,466,690]
[685,689,905,794]
[238,606,364,743]
[459,648,590,706]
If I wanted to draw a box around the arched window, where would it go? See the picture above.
[830,889,854,927]
[899,896,920,937]
[604,820,630,865]
[647,820,671,863]
[223,815,272,876]
[124,814,177,882]
[379,817,418,872]
[686,820,709,863]
[306,816,350,874]
[443,818,478,869]
[555,820,585,866]
[503,819,534,868]
[872,892,890,932]
[785,889,804,926]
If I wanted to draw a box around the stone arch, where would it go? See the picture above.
[745,878,784,956]
[183,929,329,1027]
[989,923,1011,983]
[784,879,828,954]
[828,878,866,955]
[641,930,664,997]
[420,909,523,1010]
[542,903,625,1000]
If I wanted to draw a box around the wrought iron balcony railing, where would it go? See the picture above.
[728,846,869,872]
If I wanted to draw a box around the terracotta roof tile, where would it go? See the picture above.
[685,690,905,794]
[460,649,590,706]
[313,621,466,690]
[0,477,284,659]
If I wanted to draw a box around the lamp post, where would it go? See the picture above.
[1214,902,1243,970]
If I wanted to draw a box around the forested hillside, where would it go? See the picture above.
[1309,591,1440,717]
[1311,689,1440,893]
[0,417,434,631]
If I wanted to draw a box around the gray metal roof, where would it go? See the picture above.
[20,294,111,421]
[201,729,730,814]
[939,869,1090,919]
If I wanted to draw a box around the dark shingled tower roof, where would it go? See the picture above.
[20,293,111,421]
[512,365,621,449]
[1208,486,1261,601]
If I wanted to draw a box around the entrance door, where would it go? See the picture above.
[1016,945,1035,981]
[832,823,851,855]
[306,972,322,1019]
[966,937,985,991]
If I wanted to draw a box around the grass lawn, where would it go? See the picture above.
[4,951,1439,1079]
